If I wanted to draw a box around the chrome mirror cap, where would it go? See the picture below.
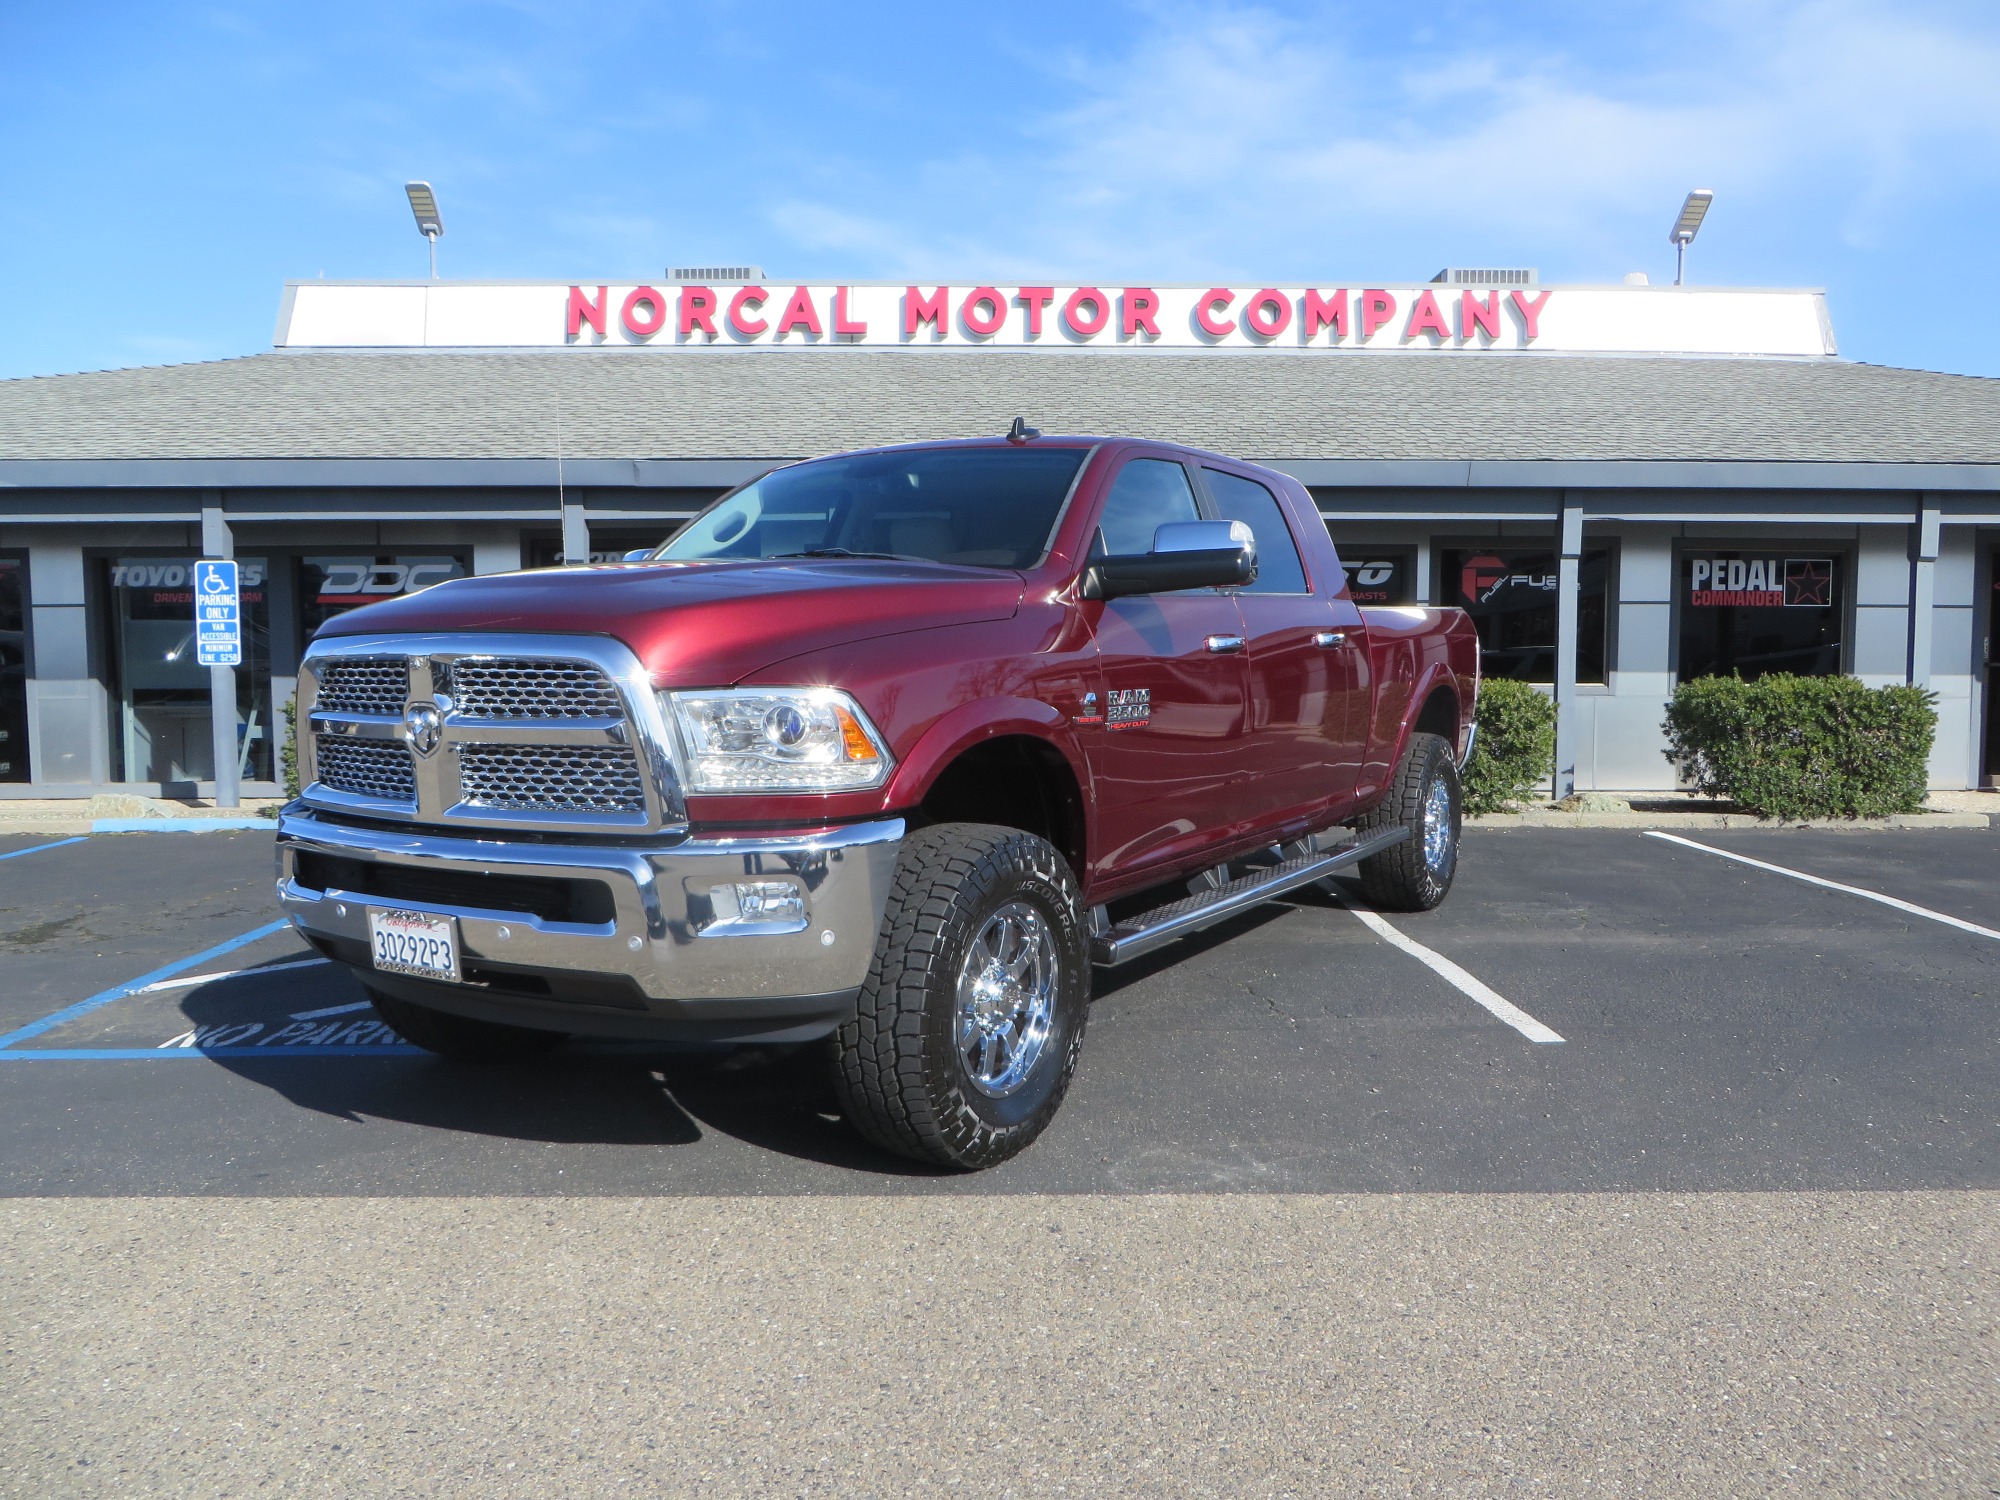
[1151,519,1255,564]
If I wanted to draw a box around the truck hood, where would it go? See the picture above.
[311,558,1027,687]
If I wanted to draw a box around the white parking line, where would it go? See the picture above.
[128,957,331,996]
[1644,831,2000,942]
[1335,896,1565,1045]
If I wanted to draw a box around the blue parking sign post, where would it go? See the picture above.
[194,559,242,808]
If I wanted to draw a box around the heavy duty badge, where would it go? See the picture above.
[1105,688,1151,730]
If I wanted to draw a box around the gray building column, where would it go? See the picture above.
[24,536,106,787]
[1551,499,1583,800]
[201,498,239,808]
[473,528,523,575]
[1909,503,1941,689]
[561,498,591,565]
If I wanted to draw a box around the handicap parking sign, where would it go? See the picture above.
[194,558,242,667]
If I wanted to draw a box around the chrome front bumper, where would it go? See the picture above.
[275,808,904,1042]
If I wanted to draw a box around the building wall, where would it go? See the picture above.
[1324,506,1992,793]
[5,485,1993,796]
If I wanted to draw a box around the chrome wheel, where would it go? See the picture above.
[1422,775,1455,871]
[954,899,1060,1099]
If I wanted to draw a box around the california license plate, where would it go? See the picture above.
[367,908,461,983]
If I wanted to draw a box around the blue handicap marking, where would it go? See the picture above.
[194,558,242,667]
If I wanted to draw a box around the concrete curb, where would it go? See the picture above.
[90,818,275,833]
[1468,810,1992,831]
[0,817,277,836]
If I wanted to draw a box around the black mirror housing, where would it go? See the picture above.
[1082,547,1255,600]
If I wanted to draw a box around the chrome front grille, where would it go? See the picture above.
[450,659,625,720]
[302,634,681,832]
[315,737,417,803]
[314,657,409,715]
[456,744,647,814]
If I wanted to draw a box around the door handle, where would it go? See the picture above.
[1203,634,1246,654]
[1312,630,1349,648]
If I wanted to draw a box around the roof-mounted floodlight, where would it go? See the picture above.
[1669,189,1712,285]
[405,181,443,279]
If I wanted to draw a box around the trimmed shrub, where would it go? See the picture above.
[1661,674,1936,821]
[258,696,300,816]
[281,694,300,800]
[1461,678,1556,814]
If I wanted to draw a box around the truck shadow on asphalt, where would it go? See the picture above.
[169,905,1315,1180]
[210,1050,953,1176]
[174,973,952,1176]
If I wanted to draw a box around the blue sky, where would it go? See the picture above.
[4,0,1998,379]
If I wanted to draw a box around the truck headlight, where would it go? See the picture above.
[662,688,893,793]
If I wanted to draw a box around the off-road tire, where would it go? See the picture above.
[832,823,1089,1170]
[365,984,568,1063]
[1354,731,1461,912]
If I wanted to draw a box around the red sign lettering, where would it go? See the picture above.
[566,285,607,338]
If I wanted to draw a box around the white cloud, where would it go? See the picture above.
[768,0,2000,278]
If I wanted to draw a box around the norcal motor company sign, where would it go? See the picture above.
[277,280,1836,357]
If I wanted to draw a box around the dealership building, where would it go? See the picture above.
[1,274,1996,799]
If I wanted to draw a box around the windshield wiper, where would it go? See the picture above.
[774,548,914,561]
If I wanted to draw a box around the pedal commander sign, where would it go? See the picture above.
[1687,556,1834,608]
[277,281,1836,357]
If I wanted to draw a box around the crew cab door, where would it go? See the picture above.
[1197,464,1369,817]
[1078,454,1250,886]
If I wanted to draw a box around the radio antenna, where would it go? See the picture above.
[556,415,572,563]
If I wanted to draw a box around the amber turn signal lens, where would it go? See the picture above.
[833,705,879,761]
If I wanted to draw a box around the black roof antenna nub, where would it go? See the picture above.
[1006,416,1041,444]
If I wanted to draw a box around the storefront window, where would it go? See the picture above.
[300,554,467,641]
[1438,546,1609,683]
[1329,544,1416,605]
[0,558,26,781]
[106,557,272,785]
[1676,551,1842,682]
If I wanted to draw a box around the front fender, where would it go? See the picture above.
[884,696,1090,809]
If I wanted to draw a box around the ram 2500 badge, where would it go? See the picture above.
[276,432,1481,1169]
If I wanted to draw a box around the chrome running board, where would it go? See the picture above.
[1089,826,1410,967]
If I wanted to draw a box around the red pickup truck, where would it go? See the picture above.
[277,433,1480,1168]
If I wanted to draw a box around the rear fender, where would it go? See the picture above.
[1382,663,1466,778]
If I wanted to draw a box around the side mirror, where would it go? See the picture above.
[1082,519,1256,601]
[622,548,658,562]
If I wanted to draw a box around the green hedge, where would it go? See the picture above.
[1461,678,1556,814]
[280,695,301,800]
[1661,674,1936,820]
[258,696,301,816]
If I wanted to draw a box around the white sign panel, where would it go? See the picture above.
[278,281,1837,358]
[193,558,241,668]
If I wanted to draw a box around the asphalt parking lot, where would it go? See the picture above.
[0,825,1994,1196]
[3,825,1996,1495]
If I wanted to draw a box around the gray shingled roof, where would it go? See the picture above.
[0,349,1995,464]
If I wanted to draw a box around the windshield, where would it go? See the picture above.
[658,446,1089,570]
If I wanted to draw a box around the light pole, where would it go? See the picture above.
[1670,189,1713,286]
[405,181,443,279]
